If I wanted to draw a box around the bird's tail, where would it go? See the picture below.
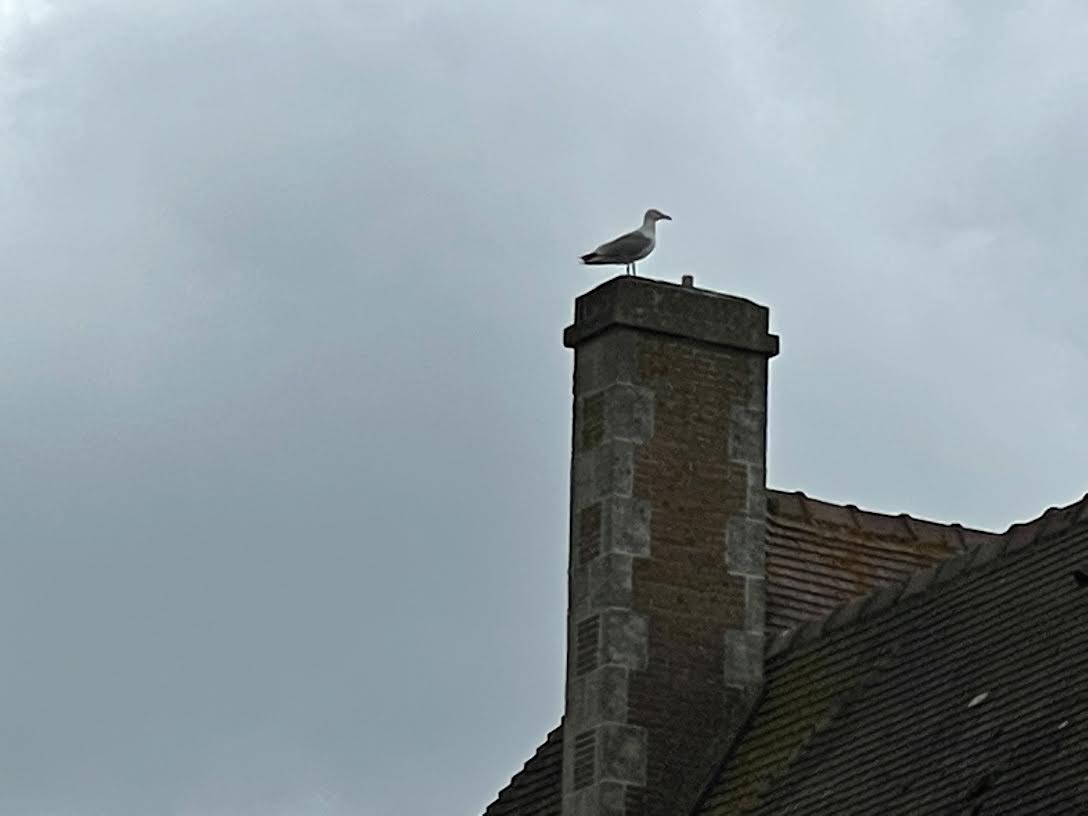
[580,252,606,265]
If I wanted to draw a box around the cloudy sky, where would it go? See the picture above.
[2,1,1087,813]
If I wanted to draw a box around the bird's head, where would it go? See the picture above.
[644,208,672,223]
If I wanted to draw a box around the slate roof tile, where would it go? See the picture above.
[695,495,1088,816]
[484,723,562,816]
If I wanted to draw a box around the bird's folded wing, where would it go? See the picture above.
[593,230,651,259]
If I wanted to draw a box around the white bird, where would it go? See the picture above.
[580,209,672,276]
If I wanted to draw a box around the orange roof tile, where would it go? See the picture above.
[765,490,999,630]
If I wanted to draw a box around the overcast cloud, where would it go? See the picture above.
[2,2,1087,813]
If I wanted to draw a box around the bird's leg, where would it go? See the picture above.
[631,261,637,277]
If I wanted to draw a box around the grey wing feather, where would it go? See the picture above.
[592,230,652,260]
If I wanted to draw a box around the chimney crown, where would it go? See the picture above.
[563,276,779,357]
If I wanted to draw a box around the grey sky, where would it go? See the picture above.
[1,2,1086,813]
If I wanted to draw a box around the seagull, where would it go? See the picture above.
[580,209,672,276]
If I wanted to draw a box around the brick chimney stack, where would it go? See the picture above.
[561,276,779,816]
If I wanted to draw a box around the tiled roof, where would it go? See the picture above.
[765,490,999,631]
[696,494,1088,815]
[484,722,562,816]
[484,492,991,815]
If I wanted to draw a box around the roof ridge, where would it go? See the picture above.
[767,488,998,544]
[765,492,1088,662]
[767,516,975,559]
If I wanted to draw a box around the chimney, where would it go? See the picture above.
[561,276,779,816]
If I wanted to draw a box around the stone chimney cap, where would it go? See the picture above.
[563,275,779,357]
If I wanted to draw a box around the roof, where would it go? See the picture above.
[765,491,998,631]
[484,723,562,816]
[696,495,1088,815]
[484,491,994,815]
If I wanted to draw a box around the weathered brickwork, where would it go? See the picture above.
[628,336,753,816]
[561,277,778,816]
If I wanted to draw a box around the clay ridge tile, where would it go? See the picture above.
[766,492,1088,661]
[768,489,998,551]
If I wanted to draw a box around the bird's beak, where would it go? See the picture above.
[660,213,672,221]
